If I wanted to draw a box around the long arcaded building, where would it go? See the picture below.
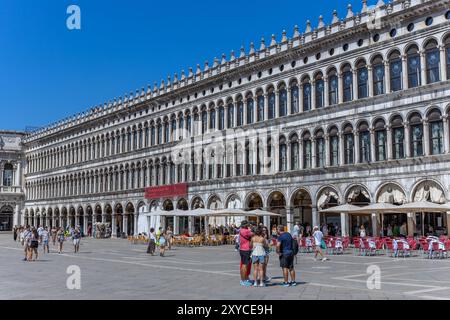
[16,0,450,238]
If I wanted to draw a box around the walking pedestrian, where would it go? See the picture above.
[72,227,81,253]
[41,226,50,253]
[159,231,166,257]
[276,225,296,287]
[250,227,267,287]
[166,226,173,250]
[262,226,271,283]
[51,226,57,246]
[22,226,32,261]
[28,228,39,261]
[57,227,65,254]
[313,226,328,262]
[13,226,18,242]
[238,220,253,287]
[147,228,156,255]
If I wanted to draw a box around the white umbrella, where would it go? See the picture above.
[319,204,364,213]
[246,209,282,217]
[354,202,404,214]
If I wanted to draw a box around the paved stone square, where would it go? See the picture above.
[1,233,450,300]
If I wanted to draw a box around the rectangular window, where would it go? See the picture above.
[330,136,339,166]
[390,59,402,92]
[408,55,421,88]
[373,64,385,96]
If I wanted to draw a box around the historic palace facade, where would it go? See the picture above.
[0,131,26,231]
[18,0,450,237]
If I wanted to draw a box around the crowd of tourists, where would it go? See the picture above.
[146,226,174,257]
[236,220,328,287]
[12,225,82,261]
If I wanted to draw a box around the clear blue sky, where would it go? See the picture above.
[0,0,365,131]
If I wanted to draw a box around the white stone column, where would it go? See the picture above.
[371,213,377,237]
[420,51,427,86]
[243,98,248,125]
[440,45,447,81]
[264,94,269,120]
[404,121,411,158]
[287,88,292,115]
[173,216,179,235]
[423,120,430,156]
[337,73,343,104]
[368,66,374,97]
[407,212,415,237]
[123,215,128,236]
[324,76,329,107]
[311,138,317,169]
[443,116,450,154]
[341,213,348,237]
[275,91,280,118]
[386,125,393,160]
[325,134,330,167]
[286,207,294,233]
[352,70,358,100]
[311,206,318,228]
[111,214,117,237]
[370,130,376,162]
[402,55,408,90]
[224,105,228,129]
[311,81,316,110]
[272,142,279,173]
[384,61,391,93]
[354,132,360,163]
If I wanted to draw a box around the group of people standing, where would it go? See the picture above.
[238,221,328,287]
[13,225,82,261]
[146,226,173,257]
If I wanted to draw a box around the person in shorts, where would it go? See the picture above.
[159,230,166,257]
[239,220,253,287]
[276,225,296,287]
[72,227,81,253]
[41,226,50,253]
[57,227,65,254]
[250,227,267,287]
[313,226,328,261]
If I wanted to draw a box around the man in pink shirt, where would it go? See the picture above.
[239,220,253,286]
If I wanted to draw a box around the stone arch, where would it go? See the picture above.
[345,184,371,205]
[411,179,446,204]
[375,182,407,205]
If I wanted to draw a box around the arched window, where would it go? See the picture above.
[357,60,369,99]
[209,109,216,130]
[193,112,199,136]
[218,105,225,130]
[359,122,371,163]
[302,79,311,111]
[151,126,156,146]
[164,121,169,143]
[279,136,287,171]
[302,132,312,169]
[2,163,13,186]
[409,113,423,157]
[257,93,264,122]
[342,64,353,102]
[315,73,324,108]
[268,89,275,119]
[425,40,441,83]
[237,99,244,126]
[279,87,287,117]
[171,118,177,141]
[315,130,325,167]
[290,134,299,170]
[246,98,254,124]
[133,129,138,150]
[374,119,387,161]
[157,123,163,145]
[428,109,444,155]
[202,110,208,134]
[329,126,339,166]
[227,102,234,128]
[407,45,421,88]
[178,115,184,139]
[290,82,299,114]
[372,55,385,96]
[391,115,405,159]
[186,114,192,136]
[389,51,403,92]
[446,35,450,80]
[343,124,354,164]
[328,70,338,106]
[144,126,149,147]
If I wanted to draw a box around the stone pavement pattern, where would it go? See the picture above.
[1,234,450,300]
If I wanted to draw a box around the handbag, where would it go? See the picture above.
[321,239,327,250]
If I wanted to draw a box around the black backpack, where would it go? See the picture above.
[292,237,299,255]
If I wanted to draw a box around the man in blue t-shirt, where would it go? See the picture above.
[276,225,296,287]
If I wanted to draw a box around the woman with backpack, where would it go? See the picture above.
[27,228,39,261]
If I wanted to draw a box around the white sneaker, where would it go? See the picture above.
[322,257,328,262]
[253,281,258,287]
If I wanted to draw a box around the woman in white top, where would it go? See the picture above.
[313,226,327,262]
[147,228,156,256]
[250,227,267,287]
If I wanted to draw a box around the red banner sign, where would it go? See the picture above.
[145,183,188,199]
